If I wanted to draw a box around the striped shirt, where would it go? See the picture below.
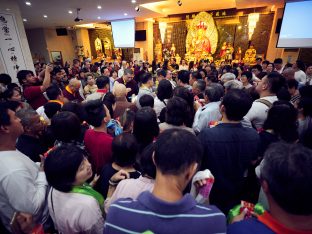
[104,191,226,234]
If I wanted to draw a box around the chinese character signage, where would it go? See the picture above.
[0,12,26,78]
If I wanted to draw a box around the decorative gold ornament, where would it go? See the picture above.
[186,12,218,62]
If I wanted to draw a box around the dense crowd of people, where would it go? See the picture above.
[0,56,312,234]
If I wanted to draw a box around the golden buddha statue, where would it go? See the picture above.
[243,45,257,64]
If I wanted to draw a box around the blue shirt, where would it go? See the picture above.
[104,191,226,234]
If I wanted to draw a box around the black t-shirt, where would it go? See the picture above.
[16,134,48,162]
[95,163,141,198]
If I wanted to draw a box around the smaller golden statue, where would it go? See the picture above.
[225,42,234,63]
[219,42,227,60]
[243,45,257,65]
[170,43,176,57]
[235,46,242,61]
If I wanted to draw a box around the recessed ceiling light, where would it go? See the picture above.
[43,15,48,18]
[68,10,73,14]
[131,0,136,3]
[23,18,27,22]
[97,5,102,9]
[25,1,31,6]
[124,13,128,16]
[97,16,101,19]
[6,8,10,11]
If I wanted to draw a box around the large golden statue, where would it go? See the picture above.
[186,12,218,62]
[244,45,257,64]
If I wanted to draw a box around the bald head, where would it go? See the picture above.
[69,79,81,92]
[282,68,295,80]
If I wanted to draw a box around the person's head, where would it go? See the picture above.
[251,65,262,77]
[17,70,36,86]
[256,57,262,65]
[113,82,128,98]
[262,60,270,70]
[259,143,312,215]
[0,73,12,86]
[241,71,253,85]
[165,97,189,126]
[154,129,203,189]
[165,70,172,80]
[68,79,81,93]
[140,143,156,179]
[156,69,166,82]
[45,145,92,192]
[220,89,252,121]
[189,71,202,86]
[171,58,176,65]
[192,79,206,96]
[263,101,298,142]
[52,66,64,82]
[2,86,22,102]
[110,70,118,79]
[85,73,95,86]
[274,58,283,71]
[177,70,190,86]
[119,109,135,133]
[256,73,285,96]
[44,102,62,120]
[96,76,110,90]
[224,80,243,93]
[140,72,153,88]
[292,60,305,71]
[51,111,81,142]
[139,94,154,108]
[133,107,159,149]
[199,69,207,79]
[306,64,312,75]
[61,102,87,124]
[123,69,134,83]
[157,79,173,101]
[16,109,44,137]
[84,99,110,127]
[0,102,24,142]
[102,92,116,118]
[112,133,138,167]
[46,85,63,101]
[287,79,299,96]
[181,59,187,66]
[267,63,274,73]
[204,83,224,103]
[282,67,295,80]
[73,59,80,68]
[173,86,194,116]
[220,72,236,84]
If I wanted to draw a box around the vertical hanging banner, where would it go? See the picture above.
[0,12,27,79]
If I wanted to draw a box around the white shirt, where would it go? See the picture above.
[36,105,49,124]
[118,68,125,78]
[0,150,48,230]
[243,96,278,129]
[48,188,104,234]
[294,70,307,85]
[192,101,222,133]
[179,65,189,71]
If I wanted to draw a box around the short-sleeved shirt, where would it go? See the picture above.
[198,123,260,214]
[23,85,47,109]
[104,191,226,234]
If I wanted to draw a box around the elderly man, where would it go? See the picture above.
[63,78,84,102]
[282,67,295,81]
[118,60,127,78]
[113,82,137,119]
[116,69,139,101]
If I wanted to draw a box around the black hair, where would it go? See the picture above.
[61,102,87,123]
[17,70,34,85]
[263,101,298,142]
[188,61,195,70]
[166,97,189,126]
[261,142,312,215]
[252,64,263,72]
[44,102,62,119]
[46,85,62,100]
[173,86,194,127]
[222,89,252,121]
[198,69,207,78]
[299,86,312,99]
[296,60,306,71]
[241,71,253,82]
[44,145,85,192]
[52,66,62,76]
[0,73,12,85]
[102,92,116,118]
[262,60,270,65]
[191,71,202,81]
[139,143,156,179]
[1,86,19,100]
[287,79,299,90]
[204,83,224,102]
[139,94,154,108]
[51,111,81,142]
[154,129,203,175]
[73,59,80,65]
[96,76,110,89]
[266,72,286,94]
[4,100,21,112]
[0,102,11,127]
[157,79,173,101]
[177,70,190,84]
[256,57,263,62]
[110,69,117,77]
[84,99,106,127]
[133,107,159,151]
[119,109,135,133]
[274,58,283,64]
[156,69,166,78]
[140,72,153,84]
[112,133,138,167]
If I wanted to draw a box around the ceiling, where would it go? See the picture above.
[15,0,284,29]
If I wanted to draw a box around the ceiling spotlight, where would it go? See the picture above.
[6,8,10,11]
[97,16,101,19]
[25,1,31,6]
[177,0,182,6]
[68,10,73,14]
[43,15,47,18]
[131,0,136,3]
[124,13,128,16]
[23,18,27,22]
[97,5,102,9]
[135,6,140,12]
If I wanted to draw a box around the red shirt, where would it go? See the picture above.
[84,129,113,174]
[23,85,47,109]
